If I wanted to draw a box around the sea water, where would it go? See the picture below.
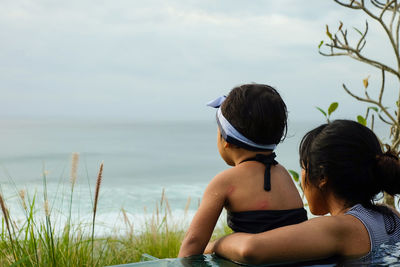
[0,118,395,234]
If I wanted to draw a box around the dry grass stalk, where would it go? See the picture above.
[19,189,27,211]
[0,194,16,261]
[150,214,157,242]
[163,195,172,217]
[93,161,104,215]
[184,196,191,216]
[12,220,19,231]
[70,152,80,187]
[44,200,50,217]
[156,202,160,224]
[0,194,10,230]
[91,161,104,263]
[121,208,134,236]
[160,188,165,207]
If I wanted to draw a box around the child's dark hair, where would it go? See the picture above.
[299,120,400,209]
[221,84,288,145]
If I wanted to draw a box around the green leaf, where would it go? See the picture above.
[368,106,379,112]
[316,106,327,117]
[288,170,299,182]
[318,40,324,49]
[328,102,339,115]
[353,27,363,35]
[357,115,367,126]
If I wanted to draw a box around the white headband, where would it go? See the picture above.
[207,96,277,151]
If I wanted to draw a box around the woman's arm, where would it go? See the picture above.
[210,215,370,265]
[178,172,229,257]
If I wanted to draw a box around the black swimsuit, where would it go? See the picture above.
[227,153,308,233]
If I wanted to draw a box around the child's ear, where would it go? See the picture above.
[223,141,230,149]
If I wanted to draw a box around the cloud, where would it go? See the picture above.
[0,0,395,121]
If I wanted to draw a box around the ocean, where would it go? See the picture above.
[0,118,391,233]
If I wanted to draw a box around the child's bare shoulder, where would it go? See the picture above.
[212,167,238,183]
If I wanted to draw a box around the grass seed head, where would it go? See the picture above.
[70,152,80,187]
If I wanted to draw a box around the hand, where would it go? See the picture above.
[204,240,217,254]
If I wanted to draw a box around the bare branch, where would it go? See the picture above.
[319,50,349,56]
[358,2,400,70]
[371,0,386,9]
[380,0,397,19]
[347,49,400,77]
[341,29,349,45]
[389,0,397,31]
[334,0,362,9]
[378,113,394,124]
[379,68,386,103]
[371,114,375,130]
[393,136,400,150]
[359,40,367,50]
[342,83,400,127]
[396,10,400,46]
[322,40,398,76]
[334,34,345,47]
[321,17,399,77]
[365,88,371,98]
[356,21,369,51]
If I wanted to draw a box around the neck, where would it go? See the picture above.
[324,192,351,215]
[231,150,272,166]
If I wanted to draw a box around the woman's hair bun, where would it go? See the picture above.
[375,148,400,196]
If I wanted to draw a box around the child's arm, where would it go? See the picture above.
[178,172,229,257]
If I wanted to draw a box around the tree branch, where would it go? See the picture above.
[347,48,400,77]
[396,10,400,47]
[334,0,361,9]
[378,113,393,124]
[342,83,400,127]
[321,18,400,77]
[358,1,400,70]
[356,21,368,51]
[393,135,400,150]
[389,0,397,32]
[379,68,385,103]
[371,0,386,9]
[380,0,397,20]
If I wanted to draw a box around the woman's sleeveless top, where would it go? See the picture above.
[346,204,400,261]
[227,153,308,233]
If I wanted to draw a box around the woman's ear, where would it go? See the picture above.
[318,176,328,190]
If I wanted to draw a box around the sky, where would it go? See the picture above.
[0,0,397,122]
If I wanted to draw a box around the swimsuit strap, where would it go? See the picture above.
[240,153,278,191]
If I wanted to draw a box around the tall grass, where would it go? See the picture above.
[0,155,231,266]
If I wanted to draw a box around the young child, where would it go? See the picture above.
[178,84,307,257]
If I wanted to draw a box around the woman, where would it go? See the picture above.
[206,120,400,265]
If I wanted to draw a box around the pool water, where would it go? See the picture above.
[109,242,400,266]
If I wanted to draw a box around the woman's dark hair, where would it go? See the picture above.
[299,119,400,209]
[221,84,288,145]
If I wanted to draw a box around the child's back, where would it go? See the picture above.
[178,84,306,257]
[221,153,305,233]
